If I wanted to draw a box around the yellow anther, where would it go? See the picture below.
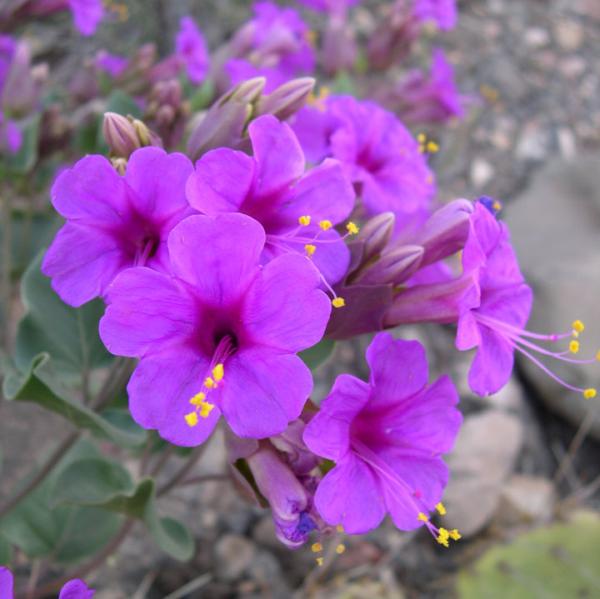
[311,542,323,553]
[426,140,440,153]
[332,297,345,308]
[316,557,324,566]
[189,392,207,406]
[298,215,311,226]
[417,512,429,523]
[199,401,215,419]
[336,524,345,533]
[596,350,600,362]
[335,543,346,554]
[569,340,580,354]
[305,244,317,257]
[204,377,216,389]
[436,527,450,547]
[583,388,597,400]
[212,363,224,382]
[346,222,359,235]
[572,330,580,338]
[572,320,585,333]
[449,529,462,541]
[184,412,198,427]
[417,133,426,143]
[492,200,503,212]
[319,219,333,231]
[435,502,447,516]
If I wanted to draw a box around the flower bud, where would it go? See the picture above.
[353,212,395,263]
[355,244,424,285]
[256,77,315,121]
[102,112,141,158]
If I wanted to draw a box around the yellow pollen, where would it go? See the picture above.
[346,222,359,235]
[435,502,447,516]
[335,543,346,554]
[492,200,503,212]
[336,524,345,533]
[311,542,323,553]
[436,527,450,547]
[572,330,580,338]
[316,557,324,567]
[596,350,600,361]
[417,133,426,143]
[332,297,345,308]
[212,363,224,382]
[298,215,311,226]
[184,412,198,427]
[204,377,216,389]
[319,219,333,231]
[569,340,580,354]
[583,388,597,400]
[426,140,440,153]
[417,512,429,523]
[572,320,585,333]
[189,392,207,406]
[449,529,462,541]
[199,401,215,418]
[305,244,317,257]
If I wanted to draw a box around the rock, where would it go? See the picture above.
[553,21,585,52]
[504,155,600,440]
[515,125,549,161]
[443,412,524,537]
[524,27,550,48]
[470,158,495,188]
[497,475,556,525]
[214,534,256,581]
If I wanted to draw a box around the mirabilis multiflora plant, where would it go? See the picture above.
[0,0,598,595]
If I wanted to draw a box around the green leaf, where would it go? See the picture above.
[105,90,143,119]
[0,113,41,175]
[300,338,336,370]
[15,253,113,377]
[188,79,215,112]
[0,441,122,564]
[0,536,12,565]
[457,511,600,599]
[3,353,143,448]
[53,460,194,561]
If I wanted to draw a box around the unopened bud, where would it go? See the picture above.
[222,76,266,106]
[354,212,395,262]
[256,77,315,121]
[103,112,141,158]
[355,245,424,285]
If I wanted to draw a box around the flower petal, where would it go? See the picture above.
[58,578,95,599]
[128,348,219,447]
[366,332,428,406]
[167,214,265,303]
[42,223,123,307]
[314,454,386,534]
[303,374,370,461]
[243,253,330,352]
[51,155,128,223]
[249,115,305,197]
[219,349,312,438]
[186,148,255,214]
[100,267,196,358]
[125,147,194,221]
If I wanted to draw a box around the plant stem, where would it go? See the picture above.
[1,192,12,351]
[0,431,79,519]
[157,445,208,497]
[28,518,136,599]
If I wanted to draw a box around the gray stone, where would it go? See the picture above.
[497,474,556,525]
[214,534,256,581]
[553,21,585,52]
[505,155,600,440]
[443,411,524,537]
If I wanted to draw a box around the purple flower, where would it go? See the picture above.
[175,16,210,85]
[42,147,195,307]
[392,48,466,124]
[0,113,22,154]
[95,50,128,78]
[99,213,331,446]
[58,579,95,599]
[413,0,457,30]
[456,200,598,399]
[304,332,461,538]
[0,35,15,93]
[296,0,360,13]
[292,96,435,228]
[68,0,104,36]
[225,2,315,93]
[0,568,94,599]
[186,114,355,286]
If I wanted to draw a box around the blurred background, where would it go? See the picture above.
[2,0,600,597]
